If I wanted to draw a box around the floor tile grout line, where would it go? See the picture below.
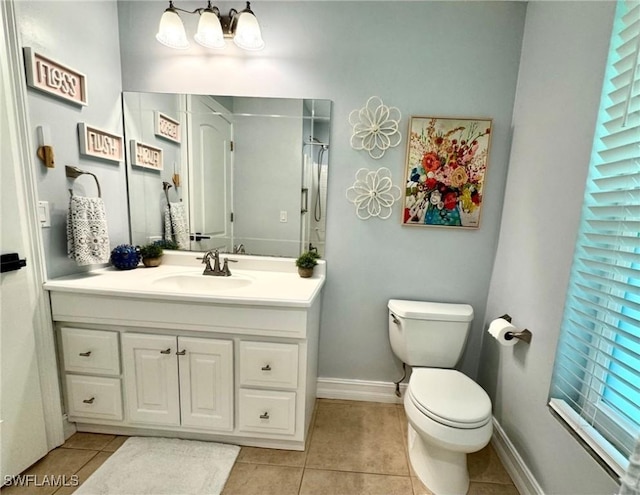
[301,466,412,478]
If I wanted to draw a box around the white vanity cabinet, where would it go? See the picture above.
[121,333,233,430]
[46,254,324,450]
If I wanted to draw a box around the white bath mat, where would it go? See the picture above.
[75,437,240,495]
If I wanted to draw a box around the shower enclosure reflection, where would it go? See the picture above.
[122,93,331,257]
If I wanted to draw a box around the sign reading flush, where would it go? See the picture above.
[131,140,163,171]
[78,124,123,163]
[23,48,88,106]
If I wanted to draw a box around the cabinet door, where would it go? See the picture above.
[178,337,233,431]
[122,333,180,426]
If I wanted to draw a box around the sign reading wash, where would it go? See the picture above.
[131,140,163,170]
[78,124,123,163]
[23,48,87,106]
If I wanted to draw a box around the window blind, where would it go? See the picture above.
[548,0,640,478]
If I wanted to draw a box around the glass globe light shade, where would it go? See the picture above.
[156,9,189,50]
[194,10,225,49]
[233,12,264,51]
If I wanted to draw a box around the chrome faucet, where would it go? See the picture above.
[202,249,237,276]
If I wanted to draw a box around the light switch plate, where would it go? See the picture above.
[37,200,51,227]
[279,211,288,223]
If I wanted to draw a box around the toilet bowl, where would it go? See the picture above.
[404,368,492,495]
[387,299,493,495]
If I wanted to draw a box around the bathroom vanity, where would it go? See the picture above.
[44,252,325,451]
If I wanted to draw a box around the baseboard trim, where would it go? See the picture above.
[316,377,407,404]
[491,417,544,495]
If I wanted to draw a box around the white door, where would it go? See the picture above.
[122,333,180,426]
[0,3,49,477]
[187,95,232,251]
[178,337,233,431]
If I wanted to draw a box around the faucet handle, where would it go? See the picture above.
[222,258,238,276]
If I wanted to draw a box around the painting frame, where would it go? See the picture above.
[401,116,493,229]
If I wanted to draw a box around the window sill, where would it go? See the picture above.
[549,398,628,479]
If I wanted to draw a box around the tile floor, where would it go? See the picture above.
[3,399,519,495]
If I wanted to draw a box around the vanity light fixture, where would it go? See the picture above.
[156,1,264,51]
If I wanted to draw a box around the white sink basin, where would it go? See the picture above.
[153,274,252,293]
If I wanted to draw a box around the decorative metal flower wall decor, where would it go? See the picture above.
[349,96,402,159]
[346,167,401,220]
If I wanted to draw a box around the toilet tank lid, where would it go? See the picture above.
[388,300,473,322]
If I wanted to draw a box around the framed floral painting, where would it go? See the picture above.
[402,116,492,228]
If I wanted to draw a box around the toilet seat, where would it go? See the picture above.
[408,369,491,429]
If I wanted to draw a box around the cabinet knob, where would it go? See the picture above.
[160,348,172,354]
[79,351,92,357]
[83,397,95,404]
[259,412,270,420]
[261,364,272,371]
[176,349,186,356]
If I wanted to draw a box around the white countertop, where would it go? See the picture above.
[44,251,326,308]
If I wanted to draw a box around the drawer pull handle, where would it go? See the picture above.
[261,364,272,371]
[83,397,95,404]
[160,348,172,354]
[259,412,270,420]
[79,351,92,357]
[176,349,186,356]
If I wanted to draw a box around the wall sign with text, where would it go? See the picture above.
[154,112,181,144]
[78,123,123,163]
[131,140,163,171]
[23,48,88,106]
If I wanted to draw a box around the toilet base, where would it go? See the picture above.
[407,424,469,495]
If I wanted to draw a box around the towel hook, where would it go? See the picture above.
[163,181,172,205]
[66,165,102,198]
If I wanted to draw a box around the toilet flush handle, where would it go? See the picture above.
[391,313,400,325]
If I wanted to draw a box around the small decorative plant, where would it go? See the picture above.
[139,243,164,267]
[153,239,179,250]
[295,251,320,278]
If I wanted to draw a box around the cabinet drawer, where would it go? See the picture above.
[61,327,120,376]
[239,389,296,435]
[240,341,298,389]
[66,375,123,421]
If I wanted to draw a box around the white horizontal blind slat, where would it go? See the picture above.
[548,0,640,475]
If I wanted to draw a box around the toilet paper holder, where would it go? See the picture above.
[499,314,532,344]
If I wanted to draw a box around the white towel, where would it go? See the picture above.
[67,195,110,266]
[164,202,190,250]
[620,437,640,495]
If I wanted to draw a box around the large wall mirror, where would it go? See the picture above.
[122,92,331,258]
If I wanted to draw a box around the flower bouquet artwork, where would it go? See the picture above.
[402,117,492,228]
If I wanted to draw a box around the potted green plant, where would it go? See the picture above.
[153,239,179,250]
[139,243,164,267]
[295,251,319,278]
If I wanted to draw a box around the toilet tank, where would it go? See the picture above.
[388,299,474,367]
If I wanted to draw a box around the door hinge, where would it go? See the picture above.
[230,141,234,152]
[230,212,234,222]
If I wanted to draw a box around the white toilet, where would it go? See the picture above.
[388,299,492,495]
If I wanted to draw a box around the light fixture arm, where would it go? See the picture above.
[167,0,216,17]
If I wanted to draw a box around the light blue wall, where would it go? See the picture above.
[117,0,527,382]
[479,2,620,493]
[17,0,128,279]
